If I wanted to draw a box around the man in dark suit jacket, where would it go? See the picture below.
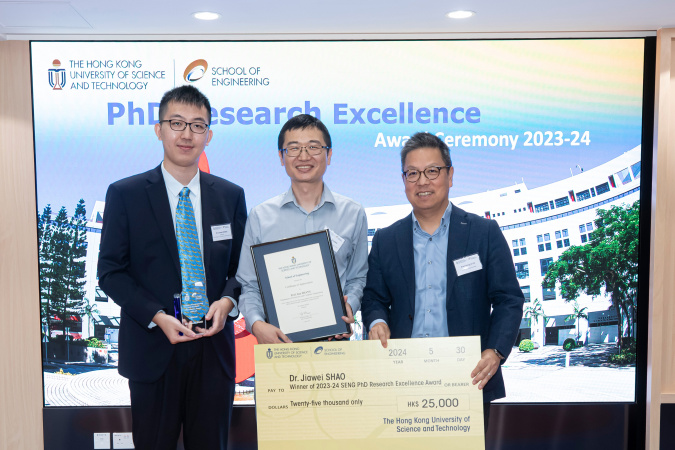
[362,132,524,431]
[98,85,246,450]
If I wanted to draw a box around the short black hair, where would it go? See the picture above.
[158,85,212,123]
[400,132,452,171]
[277,114,332,150]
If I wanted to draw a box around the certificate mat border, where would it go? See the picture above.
[251,230,349,341]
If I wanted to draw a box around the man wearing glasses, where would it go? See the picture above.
[98,85,246,449]
[237,114,368,344]
[361,132,524,432]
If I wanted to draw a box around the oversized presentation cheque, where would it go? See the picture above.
[254,336,485,450]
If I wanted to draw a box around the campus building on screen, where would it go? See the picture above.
[75,147,640,350]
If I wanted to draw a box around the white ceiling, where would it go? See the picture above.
[1,0,675,40]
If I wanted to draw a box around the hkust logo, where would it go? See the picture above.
[48,59,66,90]
[266,348,273,359]
[291,256,296,264]
[184,59,208,82]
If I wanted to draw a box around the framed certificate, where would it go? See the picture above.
[251,230,350,342]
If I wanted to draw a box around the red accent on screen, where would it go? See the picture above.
[234,317,257,383]
[198,152,210,173]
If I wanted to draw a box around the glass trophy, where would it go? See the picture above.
[174,282,211,332]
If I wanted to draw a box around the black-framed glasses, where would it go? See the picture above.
[402,166,451,183]
[160,119,209,134]
[281,145,330,157]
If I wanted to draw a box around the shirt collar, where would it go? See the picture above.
[412,202,453,235]
[161,162,201,198]
[281,183,335,211]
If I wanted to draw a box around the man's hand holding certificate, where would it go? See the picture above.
[254,337,485,450]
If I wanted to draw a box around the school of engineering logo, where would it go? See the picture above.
[48,59,66,90]
[184,59,208,82]
[314,346,324,355]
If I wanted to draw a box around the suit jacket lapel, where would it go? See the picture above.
[146,166,181,278]
[447,205,471,297]
[200,173,215,272]
[396,214,416,312]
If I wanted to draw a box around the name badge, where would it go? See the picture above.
[453,253,482,276]
[211,224,232,241]
[327,229,345,253]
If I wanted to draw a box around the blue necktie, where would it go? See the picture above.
[176,187,209,321]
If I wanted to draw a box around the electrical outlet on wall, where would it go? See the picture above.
[93,433,110,449]
[112,432,134,449]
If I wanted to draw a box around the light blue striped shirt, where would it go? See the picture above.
[237,184,369,332]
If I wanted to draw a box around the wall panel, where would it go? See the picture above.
[648,28,675,450]
[0,40,44,450]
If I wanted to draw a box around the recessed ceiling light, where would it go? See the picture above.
[446,10,475,19]
[193,11,221,21]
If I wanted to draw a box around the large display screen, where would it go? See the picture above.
[32,39,646,407]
